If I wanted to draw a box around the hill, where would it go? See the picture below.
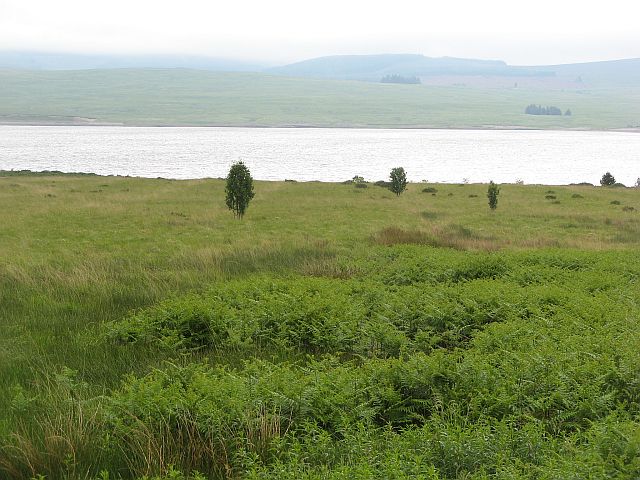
[267,54,553,82]
[0,51,264,71]
[1,68,638,129]
[268,54,640,89]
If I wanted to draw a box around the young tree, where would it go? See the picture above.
[600,172,616,186]
[389,167,407,196]
[487,181,500,210]
[225,161,255,219]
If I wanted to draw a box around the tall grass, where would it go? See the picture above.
[1,174,640,478]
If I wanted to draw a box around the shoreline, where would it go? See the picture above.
[0,121,638,133]
[2,169,633,188]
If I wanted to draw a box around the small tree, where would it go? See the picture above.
[487,181,500,210]
[225,161,254,219]
[389,167,407,196]
[600,172,616,186]
[635,178,640,188]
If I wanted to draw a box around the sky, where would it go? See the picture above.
[1,0,639,65]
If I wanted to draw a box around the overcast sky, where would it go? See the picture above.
[1,0,639,65]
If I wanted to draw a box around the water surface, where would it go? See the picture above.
[1,126,638,185]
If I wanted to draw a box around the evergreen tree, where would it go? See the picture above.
[600,172,616,187]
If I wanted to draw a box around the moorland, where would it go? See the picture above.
[0,172,639,478]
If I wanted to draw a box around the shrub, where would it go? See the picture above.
[422,187,438,193]
[610,200,621,205]
[389,168,408,196]
[622,206,635,212]
[225,161,255,219]
[546,195,557,200]
[571,193,584,199]
[487,181,500,210]
[374,180,391,188]
[600,172,616,186]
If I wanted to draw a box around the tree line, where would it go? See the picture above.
[525,104,572,116]
[380,74,421,84]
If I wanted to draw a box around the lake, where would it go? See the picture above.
[1,126,639,185]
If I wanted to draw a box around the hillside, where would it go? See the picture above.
[268,54,640,89]
[267,54,552,81]
[1,68,638,129]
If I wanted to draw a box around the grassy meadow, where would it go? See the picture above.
[1,172,640,479]
[1,69,639,129]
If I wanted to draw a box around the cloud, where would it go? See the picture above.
[0,0,638,64]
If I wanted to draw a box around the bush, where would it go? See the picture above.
[374,180,391,188]
[389,168,408,196]
[600,172,616,186]
[610,200,621,205]
[571,193,584,199]
[487,181,500,210]
[422,187,438,193]
[546,195,557,200]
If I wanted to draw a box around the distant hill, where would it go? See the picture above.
[0,51,265,72]
[534,58,640,87]
[1,69,638,129]
[2,51,639,90]
[266,54,640,89]
[266,54,553,81]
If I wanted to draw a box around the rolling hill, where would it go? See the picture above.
[0,59,638,129]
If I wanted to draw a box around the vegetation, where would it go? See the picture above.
[1,173,640,479]
[225,161,255,219]
[524,104,563,115]
[601,171,617,186]
[380,74,421,84]
[389,167,408,196]
[487,181,500,210]
[0,69,639,129]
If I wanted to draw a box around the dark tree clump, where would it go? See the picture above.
[487,181,500,210]
[225,161,255,219]
[381,74,421,84]
[525,104,563,115]
[600,172,616,187]
[389,167,408,196]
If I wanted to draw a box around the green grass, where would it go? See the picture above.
[1,69,639,129]
[1,173,640,478]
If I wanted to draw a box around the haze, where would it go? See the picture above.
[1,0,639,65]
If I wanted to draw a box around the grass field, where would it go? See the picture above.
[1,172,639,479]
[1,69,639,129]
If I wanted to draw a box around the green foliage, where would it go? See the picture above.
[4,176,640,479]
[101,246,640,477]
[422,187,438,193]
[601,171,616,186]
[225,161,255,218]
[373,180,391,188]
[389,167,408,196]
[487,181,500,210]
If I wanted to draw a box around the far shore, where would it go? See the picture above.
[0,119,639,133]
